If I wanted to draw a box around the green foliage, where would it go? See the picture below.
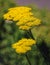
[31,8,50,47]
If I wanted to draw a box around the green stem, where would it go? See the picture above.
[28,29,34,39]
[25,54,31,65]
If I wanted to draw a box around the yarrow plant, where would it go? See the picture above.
[3,6,41,30]
[3,6,41,65]
[12,38,36,53]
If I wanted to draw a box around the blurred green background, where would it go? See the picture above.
[0,0,50,65]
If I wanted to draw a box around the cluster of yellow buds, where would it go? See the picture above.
[12,38,36,53]
[3,6,41,30]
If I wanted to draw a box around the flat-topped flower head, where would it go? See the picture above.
[3,6,41,30]
[3,6,32,20]
[12,38,36,54]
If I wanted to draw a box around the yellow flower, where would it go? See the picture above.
[12,38,36,54]
[3,6,41,30]
[3,6,32,20]
[16,46,31,53]
[32,19,41,26]
[3,13,12,20]
[19,25,31,30]
[26,22,34,27]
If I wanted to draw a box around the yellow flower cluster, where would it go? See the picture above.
[3,6,41,30]
[12,38,36,53]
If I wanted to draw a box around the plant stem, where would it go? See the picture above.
[25,54,31,65]
[27,29,34,39]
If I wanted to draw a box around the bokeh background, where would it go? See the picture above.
[0,0,50,65]
[16,0,50,9]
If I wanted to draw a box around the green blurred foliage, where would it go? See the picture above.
[0,0,16,19]
[0,1,50,65]
[29,5,50,47]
